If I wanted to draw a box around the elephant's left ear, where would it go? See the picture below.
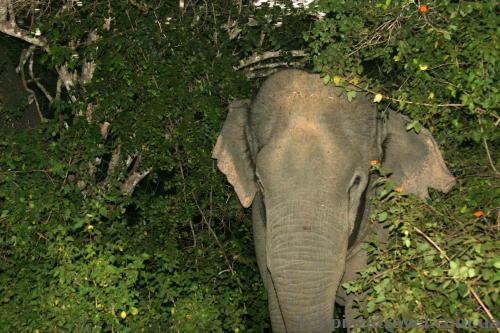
[381,111,456,199]
[212,100,257,208]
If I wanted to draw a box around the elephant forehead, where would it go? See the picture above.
[270,125,341,166]
[287,112,321,132]
[279,89,340,110]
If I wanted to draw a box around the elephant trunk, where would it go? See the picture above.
[266,200,348,333]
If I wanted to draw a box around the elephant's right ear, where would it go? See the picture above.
[212,100,257,208]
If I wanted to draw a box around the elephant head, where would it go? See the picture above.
[213,70,455,333]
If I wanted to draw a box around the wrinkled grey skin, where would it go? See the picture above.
[213,70,455,333]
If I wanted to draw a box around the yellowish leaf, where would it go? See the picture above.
[333,75,342,86]
[373,93,383,103]
[131,307,139,316]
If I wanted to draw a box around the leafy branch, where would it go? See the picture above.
[413,226,499,332]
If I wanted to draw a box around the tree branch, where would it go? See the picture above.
[16,45,44,121]
[56,64,77,102]
[236,50,307,70]
[245,61,304,78]
[479,124,499,177]
[0,0,48,50]
[0,21,47,49]
[414,226,500,332]
[107,144,121,175]
[28,51,53,102]
[121,168,151,195]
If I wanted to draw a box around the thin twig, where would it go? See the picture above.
[348,81,464,108]
[482,136,499,177]
[60,156,73,189]
[168,115,197,248]
[177,157,198,248]
[17,46,44,122]
[479,125,499,177]
[37,232,48,240]
[192,192,235,276]
[347,15,402,57]
[128,0,150,13]
[0,169,48,174]
[169,116,234,274]
[28,50,53,102]
[368,253,433,283]
[413,227,450,260]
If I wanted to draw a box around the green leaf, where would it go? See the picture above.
[72,218,85,231]
[366,300,376,313]
[403,238,411,247]
[375,293,385,303]
[457,283,469,297]
[347,90,357,102]
[406,120,422,134]
[377,212,388,222]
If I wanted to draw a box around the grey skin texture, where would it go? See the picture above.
[213,69,455,333]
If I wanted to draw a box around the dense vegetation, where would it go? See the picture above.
[308,1,499,331]
[0,1,498,332]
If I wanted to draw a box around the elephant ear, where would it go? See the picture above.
[382,111,456,199]
[212,100,257,208]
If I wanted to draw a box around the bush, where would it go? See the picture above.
[0,2,269,331]
[0,0,497,331]
[308,0,499,330]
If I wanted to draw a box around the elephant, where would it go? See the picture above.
[212,69,455,333]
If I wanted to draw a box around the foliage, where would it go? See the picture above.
[307,1,499,329]
[0,1,279,331]
[0,0,498,332]
[308,0,498,144]
[342,150,499,332]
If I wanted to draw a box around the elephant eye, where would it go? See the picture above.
[351,176,361,187]
[348,175,364,196]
